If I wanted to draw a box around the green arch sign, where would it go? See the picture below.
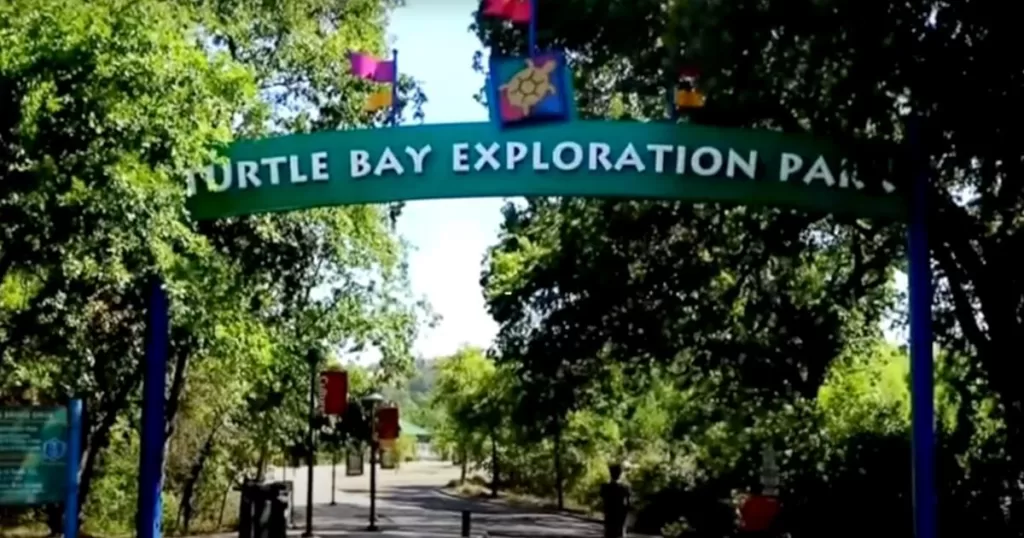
[185,121,904,221]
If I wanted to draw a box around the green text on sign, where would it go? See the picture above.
[0,407,68,506]
[186,121,903,220]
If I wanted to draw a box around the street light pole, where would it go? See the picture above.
[302,349,321,538]
[361,392,384,532]
[369,438,378,531]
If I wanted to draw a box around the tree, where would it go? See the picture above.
[431,347,498,484]
[1,0,428,533]
[473,0,1024,533]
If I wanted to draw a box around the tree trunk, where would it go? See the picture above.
[553,418,564,511]
[217,486,231,530]
[490,434,499,498]
[460,444,468,484]
[74,373,141,527]
[179,421,222,536]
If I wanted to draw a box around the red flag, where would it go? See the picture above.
[679,66,701,80]
[482,0,532,23]
[318,371,348,416]
[375,406,400,441]
[738,495,781,532]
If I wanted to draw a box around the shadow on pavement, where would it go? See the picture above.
[293,485,604,537]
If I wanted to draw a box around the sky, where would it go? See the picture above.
[387,0,505,360]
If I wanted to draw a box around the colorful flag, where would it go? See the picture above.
[348,51,396,83]
[364,89,393,111]
[482,0,532,23]
[675,89,706,109]
[679,66,701,80]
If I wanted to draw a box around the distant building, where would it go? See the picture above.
[400,420,435,460]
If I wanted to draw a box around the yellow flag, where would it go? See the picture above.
[675,89,706,109]
[365,89,393,111]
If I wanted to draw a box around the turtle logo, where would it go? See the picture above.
[41,438,67,461]
[499,58,558,120]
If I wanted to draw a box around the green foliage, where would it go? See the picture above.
[0,0,427,534]
[453,1,1024,535]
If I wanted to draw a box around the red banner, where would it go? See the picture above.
[375,406,399,441]
[738,494,780,532]
[318,371,348,416]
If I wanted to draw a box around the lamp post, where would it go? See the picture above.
[302,348,322,538]
[361,391,385,532]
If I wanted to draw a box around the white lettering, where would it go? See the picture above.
[290,155,309,183]
[207,164,232,192]
[553,142,583,171]
[690,147,723,176]
[614,143,645,172]
[779,153,803,181]
[838,159,865,189]
[405,145,432,173]
[261,156,287,185]
[802,156,835,186]
[474,143,501,171]
[589,143,613,171]
[726,150,757,179]
[532,142,550,170]
[646,144,673,173]
[374,148,404,176]
[452,143,470,173]
[185,169,200,196]
[311,152,329,181]
[506,142,528,170]
[350,150,371,178]
[237,160,260,189]
[675,146,687,174]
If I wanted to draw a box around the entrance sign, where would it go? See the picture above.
[0,407,68,505]
[185,121,904,221]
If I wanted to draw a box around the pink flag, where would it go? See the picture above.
[348,52,396,83]
[482,0,532,23]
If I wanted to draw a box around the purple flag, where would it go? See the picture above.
[348,52,396,83]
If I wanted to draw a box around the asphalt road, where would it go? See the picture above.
[263,460,610,537]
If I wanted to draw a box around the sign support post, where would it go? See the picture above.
[63,399,82,538]
[138,278,169,538]
[907,118,936,538]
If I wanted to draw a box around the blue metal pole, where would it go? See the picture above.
[528,0,537,55]
[63,399,82,538]
[907,118,936,538]
[138,278,169,538]
[390,49,399,127]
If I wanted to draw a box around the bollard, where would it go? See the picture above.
[461,510,471,537]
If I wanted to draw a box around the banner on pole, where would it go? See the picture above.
[380,448,398,470]
[345,449,364,476]
[319,371,348,416]
[375,406,400,441]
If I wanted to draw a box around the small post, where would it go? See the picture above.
[461,510,471,537]
[63,399,83,538]
[528,0,538,55]
[389,49,400,127]
[368,442,379,531]
[302,349,319,538]
[330,452,337,506]
[361,392,385,532]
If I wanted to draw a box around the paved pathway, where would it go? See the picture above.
[262,460,609,537]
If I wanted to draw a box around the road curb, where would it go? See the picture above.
[434,487,602,525]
